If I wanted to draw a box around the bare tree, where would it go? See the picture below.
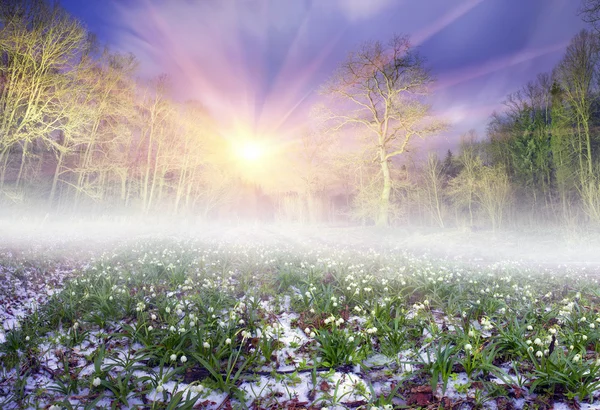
[422,153,446,228]
[580,0,600,31]
[320,35,446,226]
[0,0,88,192]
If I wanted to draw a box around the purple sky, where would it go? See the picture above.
[61,0,586,154]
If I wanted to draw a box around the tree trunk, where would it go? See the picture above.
[377,150,391,226]
[49,149,65,205]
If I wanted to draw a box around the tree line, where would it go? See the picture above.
[1,0,599,231]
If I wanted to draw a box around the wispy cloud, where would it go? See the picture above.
[335,0,395,22]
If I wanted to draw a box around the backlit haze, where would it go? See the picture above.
[0,0,596,268]
[62,0,585,153]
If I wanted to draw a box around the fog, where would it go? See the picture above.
[2,212,599,270]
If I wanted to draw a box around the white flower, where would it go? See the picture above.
[549,328,557,334]
[348,336,355,343]
[225,338,232,345]
[180,355,187,363]
[527,325,533,331]
[92,377,101,387]
[536,350,543,358]
[148,326,153,331]
[156,384,164,393]
[583,335,588,341]
[534,338,542,346]
[151,314,157,320]
[203,341,210,349]
[191,384,205,393]
[464,343,472,351]
[304,327,310,335]
[573,354,581,363]
[309,331,316,338]
[25,336,30,341]
[170,354,177,361]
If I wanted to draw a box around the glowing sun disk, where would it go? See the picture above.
[237,141,265,162]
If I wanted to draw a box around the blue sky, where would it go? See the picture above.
[61,0,586,154]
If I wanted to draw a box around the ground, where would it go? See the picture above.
[1,217,600,409]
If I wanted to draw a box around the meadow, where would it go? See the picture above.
[1,233,600,409]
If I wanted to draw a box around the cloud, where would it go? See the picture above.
[335,0,395,21]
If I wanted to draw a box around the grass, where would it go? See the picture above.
[1,237,600,409]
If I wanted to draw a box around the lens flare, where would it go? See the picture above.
[236,141,265,162]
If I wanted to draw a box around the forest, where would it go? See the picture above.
[1,0,600,232]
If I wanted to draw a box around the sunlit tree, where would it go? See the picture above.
[320,35,446,226]
[0,0,88,195]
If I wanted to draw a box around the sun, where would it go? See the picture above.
[236,140,265,162]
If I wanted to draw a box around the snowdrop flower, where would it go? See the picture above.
[366,327,377,334]
[151,314,157,320]
[527,325,533,331]
[170,354,177,361]
[534,338,542,346]
[468,330,475,337]
[549,328,556,334]
[336,318,344,326]
[191,384,204,393]
[464,343,472,352]
[92,377,101,387]
[304,327,310,335]
[148,326,153,331]
[348,336,355,343]
[156,384,164,393]
[225,338,232,345]
[573,354,581,363]
[25,336,30,341]
[535,350,543,358]
[180,355,187,363]
[583,335,588,341]
[203,341,210,349]
[591,323,596,329]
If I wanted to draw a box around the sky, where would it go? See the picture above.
[60,0,587,155]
